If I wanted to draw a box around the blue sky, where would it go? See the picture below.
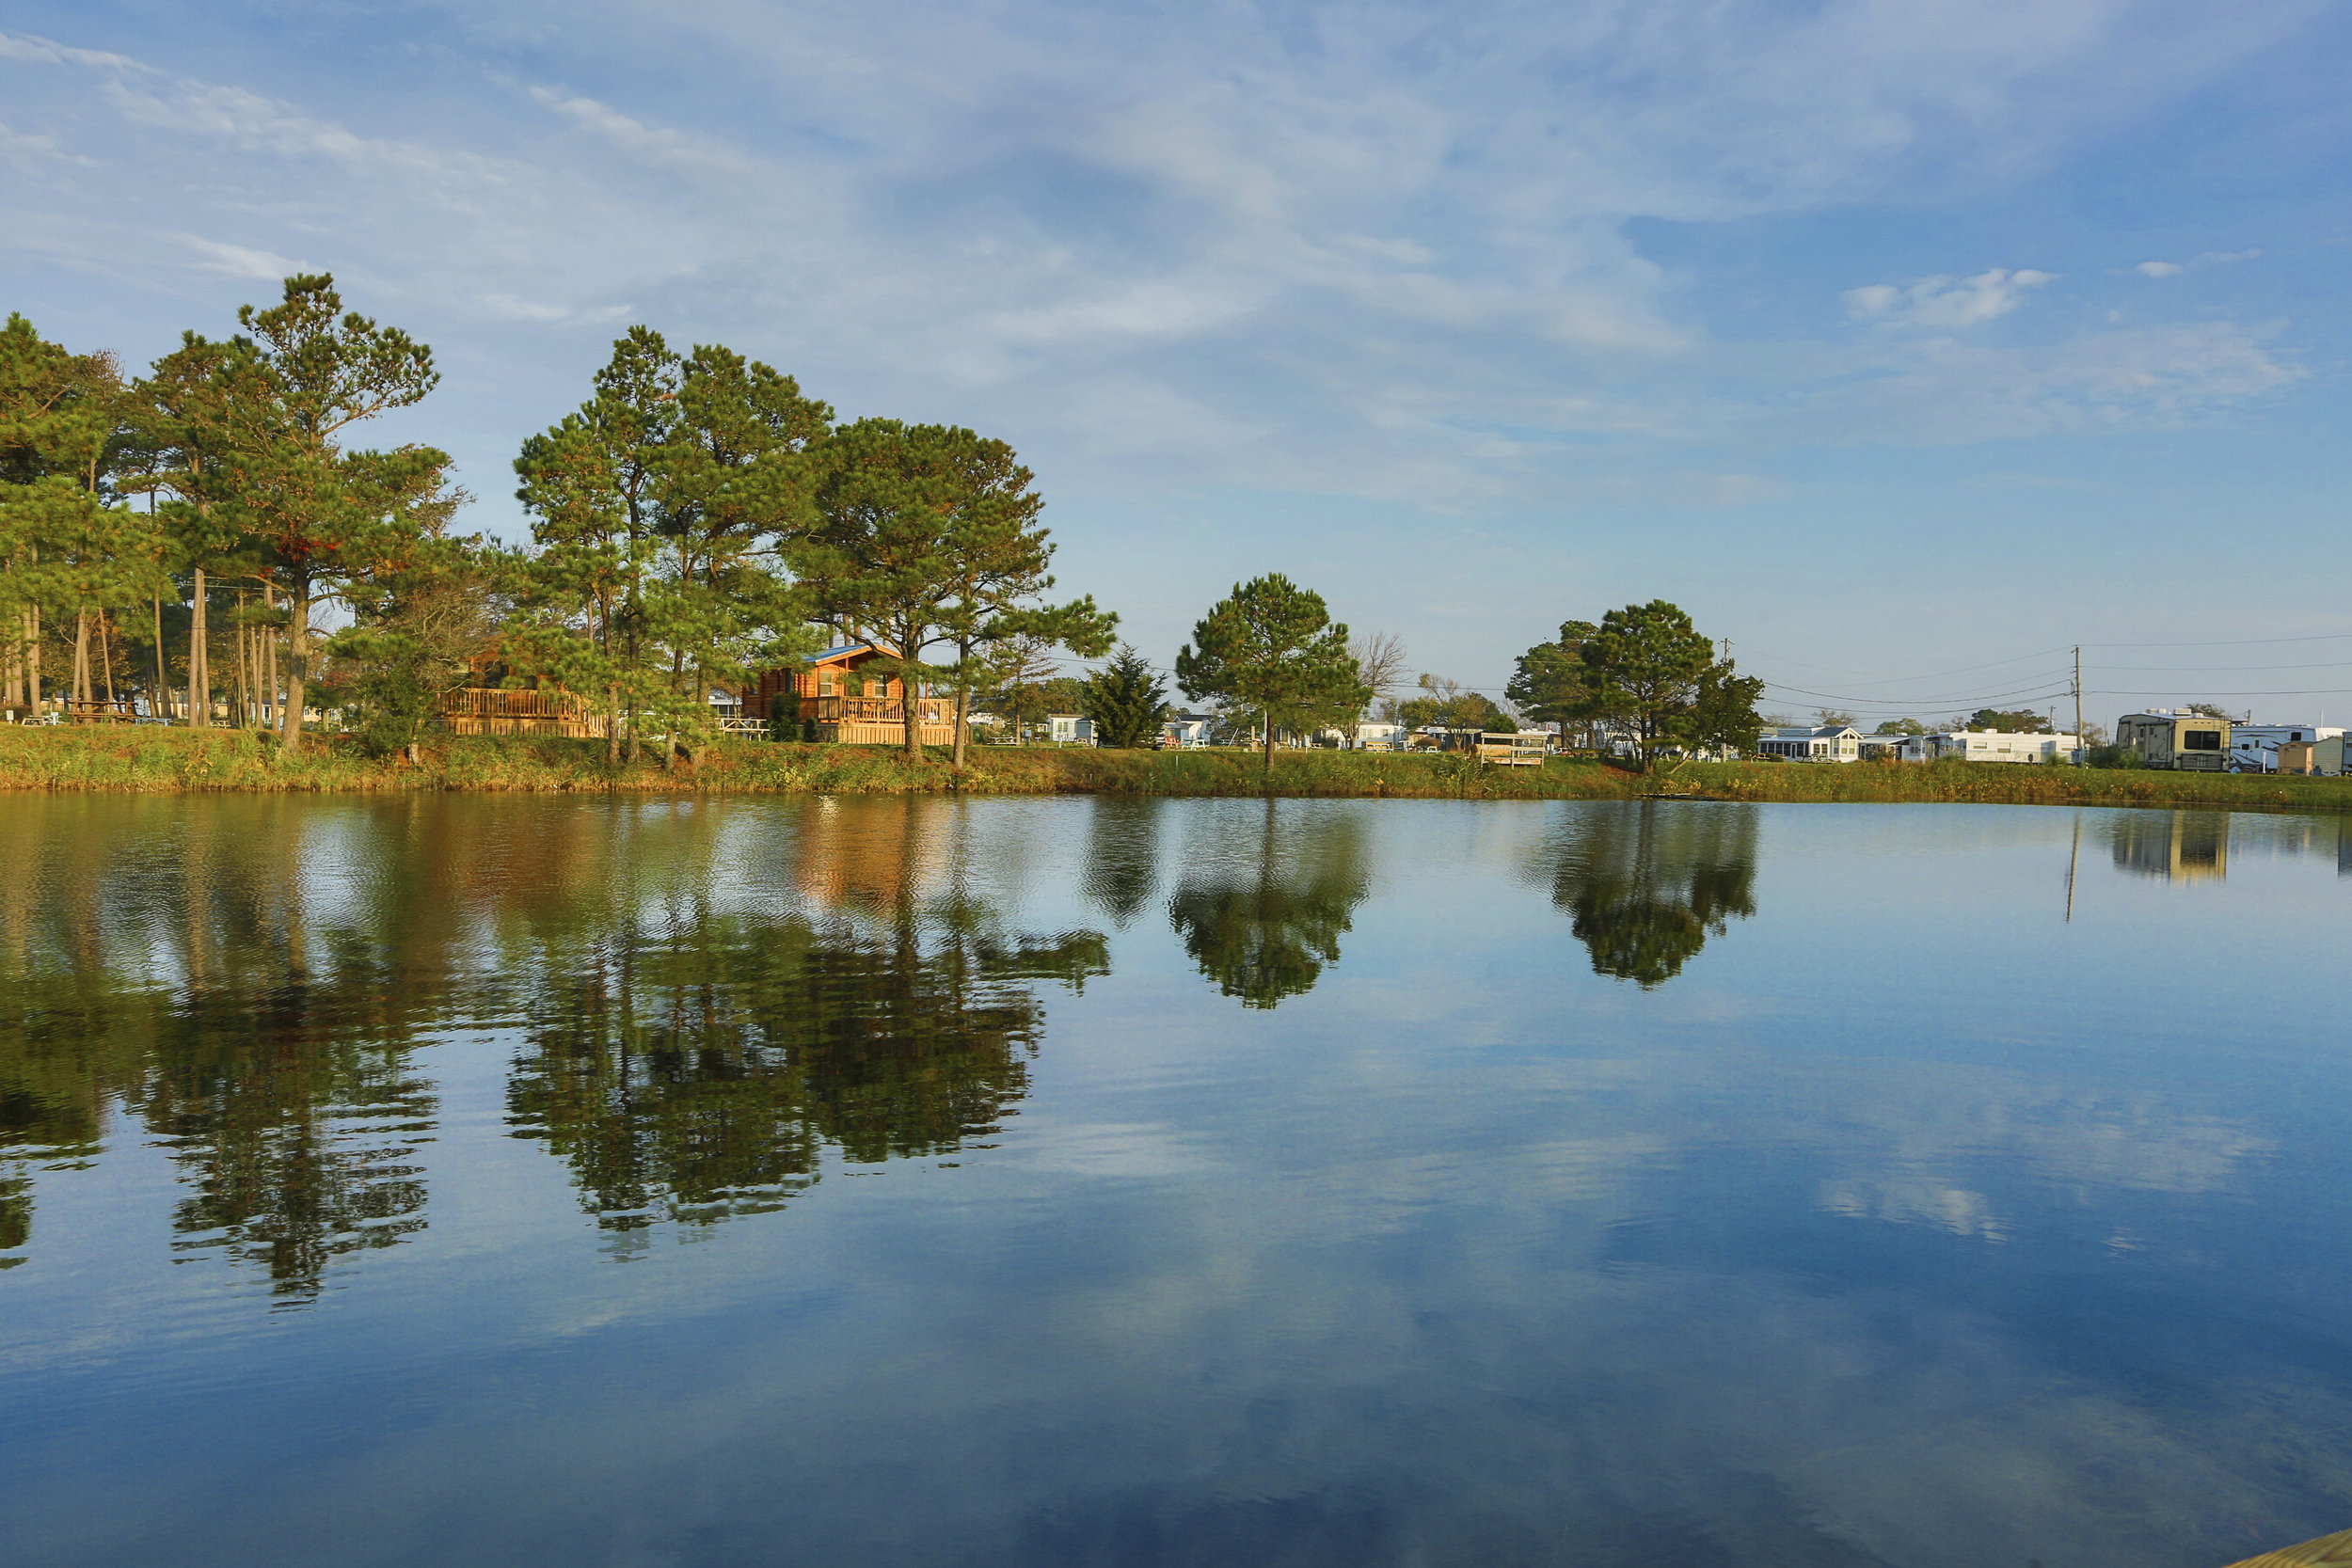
[4,0,2347,729]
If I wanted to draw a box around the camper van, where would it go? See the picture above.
[2116,711,2232,772]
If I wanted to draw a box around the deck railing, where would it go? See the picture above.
[439,686,609,737]
[808,696,954,725]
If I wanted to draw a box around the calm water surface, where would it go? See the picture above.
[2,795,2348,1567]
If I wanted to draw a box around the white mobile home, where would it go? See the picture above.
[1756,725,1863,762]
[1905,730,2080,764]
[2226,723,2344,773]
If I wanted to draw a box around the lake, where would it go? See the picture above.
[2,794,2347,1568]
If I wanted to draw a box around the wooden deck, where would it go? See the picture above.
[2225,1528,2352,1565]
[821,721,963,747]
[439,688,609,738]
[1475,732,1549,767]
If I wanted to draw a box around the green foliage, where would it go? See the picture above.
[803,419,1106,757]
[326,524,504,756]
[516,327,826,762]
[1507,621,1598,738]
[1175,574,1370,771]
[1081,644,1170,748]
[1873,718,1928,736]
[1574,600,1759,767]
[1,313,167,712]
[1395,673,1513,735]
[1963,708,2054,733]
[195,276,453,752]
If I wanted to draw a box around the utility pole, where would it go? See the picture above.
[2074,645,2084,767]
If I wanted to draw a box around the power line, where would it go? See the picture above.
[2089,659,2352,673]
[2090,687,2352,698]
[1723,643,2076,684]
[2082,631,2352,649]
[1757,675,2074,707]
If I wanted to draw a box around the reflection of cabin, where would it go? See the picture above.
[743,640,964,747]
[439,651,609,737]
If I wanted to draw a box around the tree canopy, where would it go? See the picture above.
[1080,645,1170,749]
[1506,620,1598,742]
[1962,708,2054,734]
[803,420,1108,759]
[1175,574,1369,773]
[1572,600,1760,767]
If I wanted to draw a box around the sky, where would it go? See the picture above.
[3,0,2348,731]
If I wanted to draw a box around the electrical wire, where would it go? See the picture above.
[2083,632,2352,648]
[1724,644,2076,685]
[2090,688,2352,698]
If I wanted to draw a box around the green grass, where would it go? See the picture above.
[3,726,2346,813]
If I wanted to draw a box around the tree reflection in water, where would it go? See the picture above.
[1167,802,1370,1008]
[1082,797,1162,929]
[0,798,448,1301]
[0,796,1107,1291]
[1537,801,1760,989]
[505,909,1107,1231]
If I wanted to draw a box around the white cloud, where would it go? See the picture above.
[1842,267,2058,330]
[173,234,297,279]
[2129,248,2263,278]
[526,86,761,177]
[1805,318,2302,442]
[0,30,149,72]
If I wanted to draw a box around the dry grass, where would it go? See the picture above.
[2,728,2345,813]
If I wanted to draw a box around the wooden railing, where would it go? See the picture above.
[439,686,609,738]
[809,696,953,724]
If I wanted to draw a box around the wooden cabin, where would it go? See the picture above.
[744,639,964,747]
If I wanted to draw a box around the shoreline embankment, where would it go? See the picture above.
[4,728,2348,813]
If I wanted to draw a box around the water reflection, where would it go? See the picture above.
[505,907,1106,1232]
[1166,803,1370,1007]
[0,800,451,1300]
[2111,811,2232,881]
[0,797,1106,1291]
[1083,797,1163,928]
[1534,801,1760,988]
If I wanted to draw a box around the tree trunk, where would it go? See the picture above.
[235,590,249,727]
[952,679,971,770]
[904,671,924,759]
[278,586,309,752]
[100,611,116,706]
[1262,705,1276,775]
[188,569,209,726]
[265,586,281,735]
[152,593,164,720]
[27,605,40,717]
[606,684,621,767]
[72,610,90,716]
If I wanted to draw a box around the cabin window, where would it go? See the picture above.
[819,675,836,695]
[866,679,882,698]
[2182,730,2222,751]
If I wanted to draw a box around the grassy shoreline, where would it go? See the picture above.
[4,727,2349,812]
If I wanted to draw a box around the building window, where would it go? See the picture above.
[2183,730,2222,751]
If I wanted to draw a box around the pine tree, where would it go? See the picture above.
[1175,576,1369,773]
[1080,644,1170,748]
